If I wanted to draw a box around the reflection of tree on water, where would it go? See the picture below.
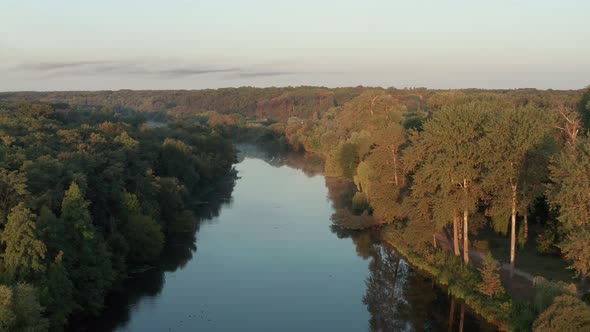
[325,165,495,332]
[235,143,325,177]
[333,227,496,332]
[69,177,235,332]
[364,242,406,331]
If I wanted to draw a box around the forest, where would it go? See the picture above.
[1,85,590,331]
[0,101,236,330]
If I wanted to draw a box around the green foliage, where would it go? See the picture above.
[533,295,590,332]
[381,224,512,330]
[1,203,47,281]
[510,300,536,332]
[578,86,590,130]
[535,219,563,255]
[558,228,590,279]
[59,183,114,315]
[39,252,75,330]
[124,213,164,263]
[0,283,48,331]
[0,203,47,280]
[0,86,585,331]
[0,169,28,224]
[351,192,370,214]
[533,276,576,313]
[0,100,237,329]
[478,254,505,297]
[548,134,590,279]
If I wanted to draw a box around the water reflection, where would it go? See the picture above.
[71,144,496,332]
[333,226,496,331]
[68,176,235,332]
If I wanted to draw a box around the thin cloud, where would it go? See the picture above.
[158,67,238,78]
[237,71,294,78]
[14,60,301,80]
[25,61,112,71]
[15,60,240,78]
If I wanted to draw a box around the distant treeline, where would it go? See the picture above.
[0,86,581,123]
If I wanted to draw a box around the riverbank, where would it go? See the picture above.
[380,224,513,331]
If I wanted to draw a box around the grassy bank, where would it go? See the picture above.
[381,224,514,331]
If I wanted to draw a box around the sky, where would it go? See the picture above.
[1,0,589,91]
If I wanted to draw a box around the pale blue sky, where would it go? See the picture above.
[1,0,589,91]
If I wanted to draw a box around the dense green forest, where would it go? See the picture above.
[1,86,590,331]
[0,101,236,330]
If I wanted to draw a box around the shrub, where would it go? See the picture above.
[533,295,590,331]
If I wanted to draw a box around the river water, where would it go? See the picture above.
[72,146,496,332]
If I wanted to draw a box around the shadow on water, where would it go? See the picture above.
[330,225,496,331]
[68,175,235,332]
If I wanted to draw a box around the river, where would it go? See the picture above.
[71,145,496,331]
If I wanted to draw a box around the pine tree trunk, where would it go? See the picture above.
[511,183,517,275]
[453,208,460,256]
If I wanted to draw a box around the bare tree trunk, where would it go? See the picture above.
[393,151,399,186]
[523,210,529,243]
[511,183,517,276]
[458,216,463,243]
[370,95,379,116]
[453,208,460,256]
[459,303,465,332]
[463,180,469,264]
[448,299,456,332]
[463,208,469,264]
[433,233,437,248]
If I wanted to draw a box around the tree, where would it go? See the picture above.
[0,169,28,224]
[159,138,200,191]
[39,251,75,330]
[1,203,47,281]
[478,254,505,297]
[577,86,590,130]
[122,192,164,263]
[406,101,492,264]
[338,143,359,179]
[533,295,590,332]
[481,106,554,270]
[0,283,48,331]
[558,229,590,282]
[548,134,590,280]
[59,182,114,315]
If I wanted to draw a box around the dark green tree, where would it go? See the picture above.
[548,134,590,280]
[481,106,555,269]
[59,182,114,315]
[39,251,75,330]
[0,283,48,331]
[406,101,492,264]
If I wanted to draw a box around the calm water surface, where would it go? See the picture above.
[74,146,496,332]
